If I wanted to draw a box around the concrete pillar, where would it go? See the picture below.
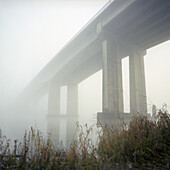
[129,50,147,114]
[67,84,78,115]
[48,82,60,116]
[66,84,78,149]
[102,39,124,114]
[47,81,60,145]
[66,117,78,149]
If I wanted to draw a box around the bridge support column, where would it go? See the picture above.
[48,82,60,116]
[102,39,124,114]
[67,84,78,115]
[66,84,78,149]
[47,81,60,145]
[129,50,147,114]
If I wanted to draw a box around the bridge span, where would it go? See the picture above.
[24,0,170,147]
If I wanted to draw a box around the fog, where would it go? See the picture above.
[0,0,170,146]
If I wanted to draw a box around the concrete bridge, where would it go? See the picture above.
[24,0,170,147]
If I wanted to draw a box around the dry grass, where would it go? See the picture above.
[0,110,169,169]
[98,110,170,169]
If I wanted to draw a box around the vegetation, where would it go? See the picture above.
[0,110,169,169]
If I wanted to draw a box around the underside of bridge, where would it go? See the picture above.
[24,0,170,147]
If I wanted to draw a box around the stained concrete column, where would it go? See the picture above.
[67,84,78,115]
[66,84,78,149]
[47,81,61,145]
[48,81,60,116]
[102,39,124,114]
[129,50,147,114]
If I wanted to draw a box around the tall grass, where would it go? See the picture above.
[0,110,169,169]
[98,110,170,168]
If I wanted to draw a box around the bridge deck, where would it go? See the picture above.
[25,0,170,98]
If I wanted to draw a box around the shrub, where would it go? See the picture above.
[98,109,170,168]
[0,110,169,169]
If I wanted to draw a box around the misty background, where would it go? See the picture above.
[0,0,170,143]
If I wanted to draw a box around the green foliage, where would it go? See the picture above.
[0,110,169,169]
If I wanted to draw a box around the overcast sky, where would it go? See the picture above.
[0,0,170,114]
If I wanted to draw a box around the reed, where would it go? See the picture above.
[0,109,169,169]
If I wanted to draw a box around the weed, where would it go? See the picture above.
[0,110,169,169]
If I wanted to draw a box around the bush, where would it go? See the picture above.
[0,110,169,169]
[98,110,170,168]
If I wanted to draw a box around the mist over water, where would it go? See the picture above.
[0,0,170,147]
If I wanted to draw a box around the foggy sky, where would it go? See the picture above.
[0,0,108,112]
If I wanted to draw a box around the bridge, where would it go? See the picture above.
[24,0,170,147]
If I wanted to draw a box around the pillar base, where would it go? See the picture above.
[97,112,132,128]
[46,116,60,146]
[97,112,150,128]
[47,114,79,119]
[66,117,79,149]
[47,114,79,149]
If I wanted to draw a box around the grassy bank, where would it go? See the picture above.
[0,110,169,169]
